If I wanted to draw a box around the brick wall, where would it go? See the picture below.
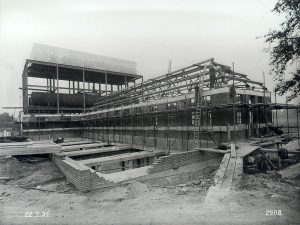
[148,150,220,174]
[53,155,113,191]
[136,157,222,186]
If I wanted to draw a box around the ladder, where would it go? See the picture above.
[193,67,218,149]
[193,73,205,149]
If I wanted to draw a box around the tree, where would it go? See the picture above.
[264,0,300,101]
[0,112,14,129]
[0,112,13,123]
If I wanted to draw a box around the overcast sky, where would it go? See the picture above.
[0,0,293,115]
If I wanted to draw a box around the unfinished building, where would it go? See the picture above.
[22,43,142,114]
[8,44,298,191]
[23,55,274,146]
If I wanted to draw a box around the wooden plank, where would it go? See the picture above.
[195,148,230,154]
[0,144,60,156]
[236,145,259,157]
[260,148,300,154]
[0,141,33,148]
[61,140,94,146]
[259,141,282,148]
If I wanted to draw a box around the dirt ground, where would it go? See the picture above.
[0,156,300,225]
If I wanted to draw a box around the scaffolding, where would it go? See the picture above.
[20,58,300,153]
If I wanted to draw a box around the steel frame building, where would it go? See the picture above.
[21,57,300,153]
[22,44,142,114]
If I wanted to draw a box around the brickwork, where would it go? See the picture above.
[167,165,218,186]
[53,155,114,191]
[136,158,222,186]
[148,150,219,174]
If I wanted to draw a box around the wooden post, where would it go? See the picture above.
[227,123,231,141]
[275,92,278,137]
[232,62,236,144]
[22,63,29,114]
[286,97,289,135]
[263,72,267,135]
[53,77,55,91]
[56,62,59,114]
[105,72,108,96]
[83,68,85,113]
[219,108,222,142]
[297,107,300,162]
[49,79,52,92]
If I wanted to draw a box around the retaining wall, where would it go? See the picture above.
[136,158,222,186]
[53,149,223,190]
[148,150,220,173]
[53,155,113,191]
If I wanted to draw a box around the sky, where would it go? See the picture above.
[0,0,295,115]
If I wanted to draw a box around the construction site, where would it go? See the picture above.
[1,44,300,225]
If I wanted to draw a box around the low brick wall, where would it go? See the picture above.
[53,150,222,190]
[148,150,221,174]
[53,155,113,191]
[136,158,222,186]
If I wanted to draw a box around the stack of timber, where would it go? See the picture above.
[0,142,60,156]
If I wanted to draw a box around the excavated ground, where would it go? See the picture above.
[0,156,300,225]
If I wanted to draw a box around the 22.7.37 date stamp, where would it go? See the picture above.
[24,211,50,218]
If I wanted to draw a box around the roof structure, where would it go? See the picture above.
[24,43,142,84]
[93,58,266,110]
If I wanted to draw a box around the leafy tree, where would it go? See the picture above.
[0,112,14,129]
[263,0,300,101]
[0,112,13,123]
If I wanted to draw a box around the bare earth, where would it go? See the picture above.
[0,157,300,225]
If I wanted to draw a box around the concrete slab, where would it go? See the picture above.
[61,142,107,152]
[78,151,163,166]
[236,144,259,157]
[65,145,131,157]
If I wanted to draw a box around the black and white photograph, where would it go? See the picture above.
[0,0,299,224]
